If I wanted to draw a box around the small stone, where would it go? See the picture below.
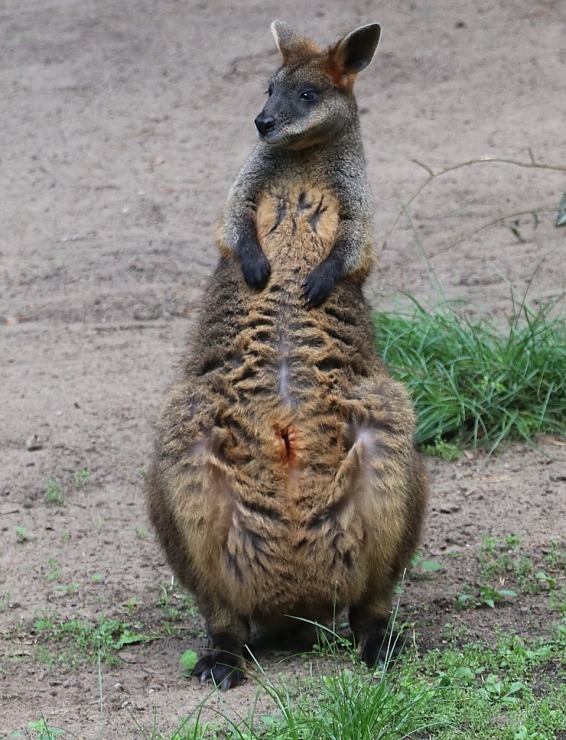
[26,434,43,451]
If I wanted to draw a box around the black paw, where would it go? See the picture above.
[302,261,338,307]
[359,619,403,669]
[192,651,245,691]
[240,244,271,290]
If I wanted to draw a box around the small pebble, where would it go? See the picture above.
[26,434,43,451]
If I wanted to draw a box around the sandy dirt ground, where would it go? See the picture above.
[1,0,565,737]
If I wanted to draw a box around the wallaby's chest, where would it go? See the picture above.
[256,183,340,269]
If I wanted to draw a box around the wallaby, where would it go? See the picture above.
[147,20,428,690]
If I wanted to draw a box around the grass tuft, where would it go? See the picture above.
[373,297,566,450]
[146,619,566,739]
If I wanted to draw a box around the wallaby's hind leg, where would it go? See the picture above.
[349,594,402,668]
[192,609,250,690]
[148,438,252,690]
[341,376,428,668]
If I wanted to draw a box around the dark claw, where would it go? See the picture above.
[192,652,245,690]
[358,617,403,669]
[303,262,337,308]
[240,244,271,290]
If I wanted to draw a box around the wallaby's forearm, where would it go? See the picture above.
[302,221,373,306]
[303,170,374,306]
[219,157,271,289]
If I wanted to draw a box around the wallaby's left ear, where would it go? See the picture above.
[332,23,381,75]
[271,20,320,65]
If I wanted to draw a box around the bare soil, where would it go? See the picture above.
[1,1,565,737]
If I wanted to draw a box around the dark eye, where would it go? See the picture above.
[300,90,318,102]
[266,85,274,97]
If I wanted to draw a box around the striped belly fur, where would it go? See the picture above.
[163,185,389,617]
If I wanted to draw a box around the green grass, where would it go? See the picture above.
[15,525,30,543]
[473,535,565,603]
[9,588,565,738]
[45,557,62,583]
[73,467,90,488]
[44,478,64,505]
[414,625,566,739]
[150,638,437,739]
[373,298,566,450]
[247,664,436,739]
[135,524,149,540]
[138,620,566,739]
[32,614,154,667]
[0,591,14,613]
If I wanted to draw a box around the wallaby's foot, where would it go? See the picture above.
[353,614,402,669]
[192,649,244,690]
[192,630,245,690]
[239,239,271,290]
[303,260,338,307]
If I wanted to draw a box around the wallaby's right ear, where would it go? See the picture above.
[330,23,381,77]
[271,20,319,65]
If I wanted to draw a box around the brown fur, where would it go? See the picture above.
[147,21,428,689]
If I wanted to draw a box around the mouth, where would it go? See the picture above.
[257,130,281,146]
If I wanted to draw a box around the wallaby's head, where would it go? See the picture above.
[255,21,381,150]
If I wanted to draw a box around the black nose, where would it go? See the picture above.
[255,114,276,136]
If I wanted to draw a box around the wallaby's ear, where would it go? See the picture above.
[330,23,381,76]
[271,20,319,65]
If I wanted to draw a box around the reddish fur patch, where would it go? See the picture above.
[325,50,354,92]
[281,40,320,66]
[275,423,298,465]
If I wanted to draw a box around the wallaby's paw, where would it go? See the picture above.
[192,651,245,690]
[358,617,402,669]
[303,261,337,307]
[240,248,271,290]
